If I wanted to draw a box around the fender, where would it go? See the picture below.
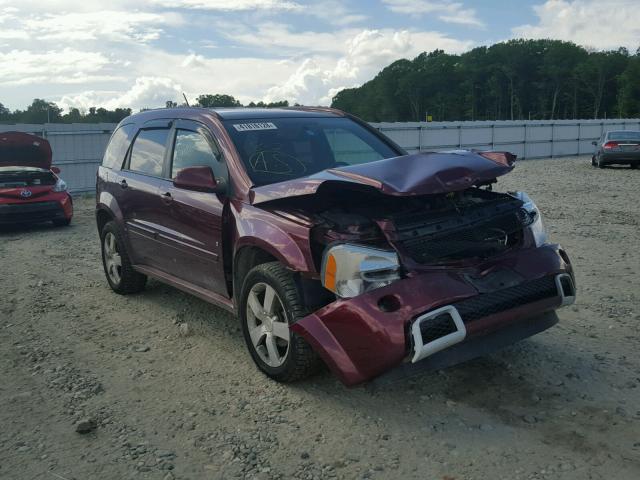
[231,200,316,274]
[96,190,124,225]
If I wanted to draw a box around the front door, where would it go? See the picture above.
[157,121,228,296]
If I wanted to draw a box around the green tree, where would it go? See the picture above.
[196,94,241,108]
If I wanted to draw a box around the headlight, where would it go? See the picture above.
[514,191,547,247]
[321,244,401,298]
[53,178,67,192]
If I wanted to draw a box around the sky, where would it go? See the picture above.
[0,0,638,112]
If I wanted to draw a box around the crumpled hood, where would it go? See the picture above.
[250,150,515,205]
[0,132,52,170]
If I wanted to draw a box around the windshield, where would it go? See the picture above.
[222,117,400,186]
[607,131,640,141]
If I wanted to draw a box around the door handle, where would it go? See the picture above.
[120,179,128,189]
[161,192,173,204]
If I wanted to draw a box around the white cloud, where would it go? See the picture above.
[382,0,484,27]
[21,11,181,43]
[0,48,115,86]
[265,29,473,105]
[149,0,301,11]
[58,77,184,111]
[513,0,640,50]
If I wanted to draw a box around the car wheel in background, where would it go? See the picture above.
[239,262,320,382]
[100,220,147,294]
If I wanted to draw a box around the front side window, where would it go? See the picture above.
[102,123,135,169]
[128,128,169,176]
[222,117,399,186]
[171,130,219,179]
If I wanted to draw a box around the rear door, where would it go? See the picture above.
[118,122,173,268]
[158,120,229,296]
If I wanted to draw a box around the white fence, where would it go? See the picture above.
[2,118,640,193]
[371,118,640,158]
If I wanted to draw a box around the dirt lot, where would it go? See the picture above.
[1,156,639,480]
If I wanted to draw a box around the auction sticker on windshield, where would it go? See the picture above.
[233,123,278,132]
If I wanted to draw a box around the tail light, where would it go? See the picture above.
[603,141,619,150]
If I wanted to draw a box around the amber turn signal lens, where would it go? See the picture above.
[324,253,337,292]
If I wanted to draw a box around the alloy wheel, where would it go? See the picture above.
[246,282,291,368]
[103,232,122,285]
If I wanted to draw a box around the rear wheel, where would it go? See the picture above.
[100,221,146,294]
[596,155,605,169]
[239,262,320,382]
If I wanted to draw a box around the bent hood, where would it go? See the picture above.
[0,132,52,170]
[250,150,516,205]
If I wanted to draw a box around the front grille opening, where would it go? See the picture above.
[398,208,533,265]
[453,275,558,323]
[419,313,457,343]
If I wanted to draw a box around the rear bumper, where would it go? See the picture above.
[600,152,640,163]
[0,193,73,224]
[291,244,574,386]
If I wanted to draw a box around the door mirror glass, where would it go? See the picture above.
[591,141,598,146]
[173,166,218,192]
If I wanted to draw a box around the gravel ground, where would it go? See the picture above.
[1,156,639,480]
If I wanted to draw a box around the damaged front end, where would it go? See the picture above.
[255,150,575,386]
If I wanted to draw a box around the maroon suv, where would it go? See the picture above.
[96,107,575,386]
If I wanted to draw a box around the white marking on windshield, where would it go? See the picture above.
[233,122,278,132]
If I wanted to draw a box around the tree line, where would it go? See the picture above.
[331,39,640,122]
[0,95,290,124]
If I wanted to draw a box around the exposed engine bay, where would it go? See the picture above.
[0,168,57,189]
[308,186,535,266]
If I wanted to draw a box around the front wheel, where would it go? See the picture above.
[239,262,320,382]
[100,221,147,294]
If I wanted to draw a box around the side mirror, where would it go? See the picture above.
[173,166,219,193]
[591,141,598,146]
[51,166,61,174]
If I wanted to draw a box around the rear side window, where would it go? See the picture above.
[171,130,220,179]
[128,129,170,177]
[102,124,135,169]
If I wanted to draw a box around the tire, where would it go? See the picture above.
[591,156,596,167]
[100,220,147,294]
[52,218,71,227]
[239,262,320,382]
[596,155,605,169]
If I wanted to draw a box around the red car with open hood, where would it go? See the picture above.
[96,107,575,386]
[0,131,73,226]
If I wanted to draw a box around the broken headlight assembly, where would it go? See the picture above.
[321,244,401,298]
[513,191,548,247]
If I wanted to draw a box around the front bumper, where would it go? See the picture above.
[0,193,72,225]
[291,244,574,386]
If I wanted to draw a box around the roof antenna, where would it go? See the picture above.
[182,93,190,107]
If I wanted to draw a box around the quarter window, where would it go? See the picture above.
[102,124,135,169]
[129,129,170,176]
[171,130,220,179]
